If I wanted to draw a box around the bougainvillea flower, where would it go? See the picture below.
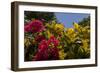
[33,49,48,61]
[48,48,59,60]
[24,20,45,33]
[38,40,48,50]
[48,36,59,47]
[24,23,32,32]
[33,52,41,61]
[33,38,60,60]
[33,40,48,61]
[35,35,45,42]
[30,20,45,33]
[33,35,60,61]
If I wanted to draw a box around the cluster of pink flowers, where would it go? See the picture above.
[25,20,59,61]
[33,36,59,61]
[24,20,45,33]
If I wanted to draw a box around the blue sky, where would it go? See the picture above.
[55,12,90,28]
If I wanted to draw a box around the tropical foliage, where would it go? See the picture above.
[24,12,90,61]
